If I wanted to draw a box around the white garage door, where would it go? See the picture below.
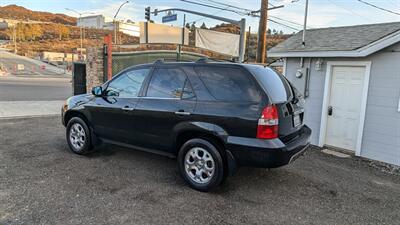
[325,66,366,151]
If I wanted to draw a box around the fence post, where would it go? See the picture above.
[104,34,113,80]
[85,47,104,93]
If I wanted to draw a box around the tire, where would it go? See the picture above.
[66,117,94,155]
[178,138,225,192]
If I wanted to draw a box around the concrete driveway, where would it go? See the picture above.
[1,116,400,225]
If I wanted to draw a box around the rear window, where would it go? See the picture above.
[246,65,293,103]
[194,66,261,102]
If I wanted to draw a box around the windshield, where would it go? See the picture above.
[246,65,293,103]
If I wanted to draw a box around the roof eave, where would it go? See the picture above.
[268,30,400,58]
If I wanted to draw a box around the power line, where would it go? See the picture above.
[183,0,299,32]
[327,0,372,22]
[186,7,229,24]
[204,0,254,12]
[269,16,312,28]
[268,18,300,31]
[180,0,247,16]
[356,0,400,16]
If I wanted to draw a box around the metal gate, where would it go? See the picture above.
[73,62,86,95]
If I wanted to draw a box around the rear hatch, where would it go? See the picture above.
[246,65,305,140]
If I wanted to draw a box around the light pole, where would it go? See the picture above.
[113,1,129,44]
[65,8,95,58]
[302,0,309,46]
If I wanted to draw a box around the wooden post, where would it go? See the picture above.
[104,34,113,80]
[256,0,268,64]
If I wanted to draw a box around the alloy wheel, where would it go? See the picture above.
[184,147,215,184]
[69,123,86,151]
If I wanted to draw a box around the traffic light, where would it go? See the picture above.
[145,7,150,21]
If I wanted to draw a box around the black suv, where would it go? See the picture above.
[62,61,311,191]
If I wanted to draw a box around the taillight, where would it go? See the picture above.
[257,105,279,139]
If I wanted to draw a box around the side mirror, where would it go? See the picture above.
[91,86,103,96]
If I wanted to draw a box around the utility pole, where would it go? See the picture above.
[256,0,268,64]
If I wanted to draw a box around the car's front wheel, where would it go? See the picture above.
[66,117,94,155]
[178,138,225,192]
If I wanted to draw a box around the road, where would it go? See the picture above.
[0,76,72,118]
[0,48,68,76]
[1,116,399,225]
[0,77,71,101]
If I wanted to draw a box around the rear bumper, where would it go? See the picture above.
[227,125,311,168]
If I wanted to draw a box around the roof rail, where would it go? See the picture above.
[195,57,210,63]
[153,59,164,64]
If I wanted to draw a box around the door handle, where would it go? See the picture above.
[175,110,191,116]
[122,106,134,111]
[328,106,333,116]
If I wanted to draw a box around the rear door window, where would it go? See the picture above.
[246,65,293,103]
[146,68,187,98]
[194,66,261,102]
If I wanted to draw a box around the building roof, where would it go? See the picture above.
[268,22,400,58]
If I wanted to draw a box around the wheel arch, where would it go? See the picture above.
[173,122,238,176]
[173,122,228,153]
[64,110,90,128]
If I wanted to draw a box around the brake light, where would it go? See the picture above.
[257,105,279,139]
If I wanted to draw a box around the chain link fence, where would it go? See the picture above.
[104,50,207,81]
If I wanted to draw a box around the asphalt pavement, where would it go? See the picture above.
[1,116,399,225]
[0,76,72,118]
[0,76,71,101]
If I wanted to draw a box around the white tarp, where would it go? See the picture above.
[195,28,240,56]
[140,22,189,45]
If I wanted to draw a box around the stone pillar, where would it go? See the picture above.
[86,47,104,93]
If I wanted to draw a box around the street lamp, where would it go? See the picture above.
[113,1,129,44]
[65,8,95,58]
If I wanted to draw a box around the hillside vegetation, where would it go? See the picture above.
[0,4,76,25]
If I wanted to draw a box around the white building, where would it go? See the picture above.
[77,15,140,37]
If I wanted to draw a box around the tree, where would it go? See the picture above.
[190,23,196,31]
[15,23,26,41]
[55,24,69,40]
[30,24,43,41]
[200,22,207,29]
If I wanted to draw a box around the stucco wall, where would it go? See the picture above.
[284,43,400,165]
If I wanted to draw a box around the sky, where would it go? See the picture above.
[1,0,400,34]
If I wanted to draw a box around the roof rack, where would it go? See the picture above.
[195,57,210,63]
[153,59,164,64]
[152,57,231,64]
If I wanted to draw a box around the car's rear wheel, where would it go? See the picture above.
[178,138,225,192]
[66,117,94,155]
